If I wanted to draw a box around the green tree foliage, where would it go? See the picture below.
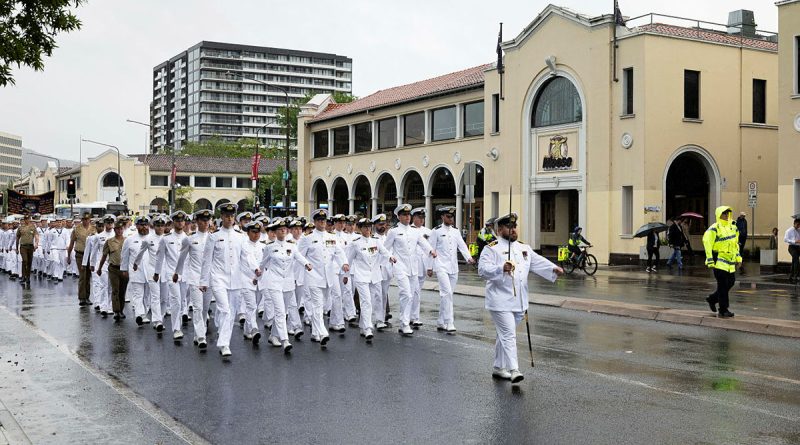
[175,185,194,213]
[0,0,84,87]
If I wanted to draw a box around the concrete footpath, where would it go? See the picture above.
[422,281,800,338]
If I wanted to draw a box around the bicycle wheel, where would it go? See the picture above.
[583,254,598,275]
[561,259,576,275]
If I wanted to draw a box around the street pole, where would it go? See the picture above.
[81,139,122,204]
[127,119,175,213]
[253,124,269,212]
[225,71,292,212]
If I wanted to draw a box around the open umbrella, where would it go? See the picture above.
[680,212,704,219]
[634,222,668,238]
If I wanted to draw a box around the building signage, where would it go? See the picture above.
[538,132,578,172]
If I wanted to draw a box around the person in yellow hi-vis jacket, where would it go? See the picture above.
[702,206,742,318]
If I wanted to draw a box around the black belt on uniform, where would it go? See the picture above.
[109,264,121,269]
[75,251,84,254]
[20,244,33,247]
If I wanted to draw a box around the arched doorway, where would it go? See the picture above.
[352,175,371,217]
[429,166,456,225]
[175,198,192,213]
[99,171,124,202]
[375,172,397,216]
[400,170,424,210]
[194,198,212,211]
[150,197,168,213]
[331,177,349,215]
[310,178,328,211]
[664,147,719,235]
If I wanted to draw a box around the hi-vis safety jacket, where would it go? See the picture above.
[702,206,742,273]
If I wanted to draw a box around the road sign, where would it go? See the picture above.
[464,185,475,204]
[748,181,758,198]
[748,197,757,208]
[464,162,477,187]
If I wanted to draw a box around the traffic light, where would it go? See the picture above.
[263,188,272,207]
[66,179,76,198]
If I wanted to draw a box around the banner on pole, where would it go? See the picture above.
[251,154,262,180]
[7,190,54,215]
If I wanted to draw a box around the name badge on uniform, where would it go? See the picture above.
[217,239,225,242]
[398,233,404,236]
[325,240,336,247]
[192,242,198,245]
[273,249,279,253]
[522,251,528,259]
[286,249,292,255]
[312,240,319,244]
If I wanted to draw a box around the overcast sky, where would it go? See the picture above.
[0,0,779,162]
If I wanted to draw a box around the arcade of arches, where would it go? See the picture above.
[310,164,485,240]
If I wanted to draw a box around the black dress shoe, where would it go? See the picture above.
[705,296,717,313]
[136,316,143,326]
[119,313,126,319]
[113,313,121,321]
[182,314,189,325]
[718,311,735,318]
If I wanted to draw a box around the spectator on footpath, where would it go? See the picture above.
[666,217,685,270]
[769,227,779,250]
[784,219,800,282]
[645,230,660,273]
[736,212,748,273]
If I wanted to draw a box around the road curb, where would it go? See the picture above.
[422,282,800,338]
[0,399,32,445]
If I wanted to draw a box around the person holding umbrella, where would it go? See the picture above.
[666,217,686,270]
[634,222,668,273]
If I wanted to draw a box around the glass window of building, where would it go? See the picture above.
[684,70,700,119]
[236,177,252,188]
[194,176,211,187]
[431,106,456,141]
[313,130,328,158]
[404,112,425,146]
[378,117,397,149]
[622,68,634,115]
[216,177,233,188]
[150,175,169,186]
[463,101,484,137]
[532,77,582,127]
[333,126,349,155]
[354,122,372,153]
[175,175,190,187]
[752,79,766,124]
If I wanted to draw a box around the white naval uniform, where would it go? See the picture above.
[346,235,391,334]
[155,230,188,333]
[122,232,150,319]
[428,224,472,327]
[34,227,47,273]
[199,226,246,350]
[239,237,263,338]
[297,229,348,340]
[292,232,309,328]
[373,231,393,324]
[259,238,310,342]
[411,224,432,323]
[382,222,434,329]
[335,229,356,323]
[176,230,211,342]
[477,238,557,372]
[135,233,167,325]
[87,229,114,312]
[49,228,70,279]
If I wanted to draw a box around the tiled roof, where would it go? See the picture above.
[311,63,491,122]
[635,23,777,52]
[130,154,295,174]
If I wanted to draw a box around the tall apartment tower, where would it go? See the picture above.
[0,131,23,185]
[150,41,352,153]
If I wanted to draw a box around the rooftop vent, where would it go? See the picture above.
[727,10,756,38]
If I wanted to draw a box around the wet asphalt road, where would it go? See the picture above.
[1,274,799,445]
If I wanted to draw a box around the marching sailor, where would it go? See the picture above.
[134,215,168,333]
[155,210,190,340]
[427,206,475,333]
[86,215,116,316]
[199,203,246,357]
[370,213,393,330]
[297,209,349,348]
[258,217,312,352]
[175,209,213,349]
[346,218,395,342]
[288,218,308,335]
[239,220,265,346]
[410,207,432,328]
[124,216,152,326]
[477,213,562,383]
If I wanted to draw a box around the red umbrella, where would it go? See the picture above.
[680,212,704,219]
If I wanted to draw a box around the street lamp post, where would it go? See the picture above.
[225,71,292,211]
[253,123,269,212]
[127,118,177,213]
[81,139,122,204]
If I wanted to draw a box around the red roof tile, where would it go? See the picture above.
[635,23,777,52]
[311,63,491,123]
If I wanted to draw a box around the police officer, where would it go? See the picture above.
[199,203,247,357]
[476,217,497,262]
[702,206,741,318]
[477,213,562,384]
[383,204,437,336]
[259,218,312,352]
[427,206,475,333]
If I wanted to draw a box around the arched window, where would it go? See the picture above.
[102,172,123,187]
[532,77,582,127]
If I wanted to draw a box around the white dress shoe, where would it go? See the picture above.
[376,321,387,330]
[446,323,457,333]
[399,325,414,336]
[219,346,232,357]
[282,340,292,353]
[492,367,511,380]
[173,330,184,340]
[269,336,282,347]
[509,369,524,383]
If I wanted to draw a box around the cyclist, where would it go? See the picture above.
[567,226,592,263]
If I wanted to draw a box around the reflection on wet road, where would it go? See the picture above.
[0,276,798,444]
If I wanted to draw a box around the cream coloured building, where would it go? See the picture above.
[776,0,800,265]
[13,149,285,215]
[298,5,780,264]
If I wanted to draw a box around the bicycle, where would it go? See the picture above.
[561,246,597,276]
